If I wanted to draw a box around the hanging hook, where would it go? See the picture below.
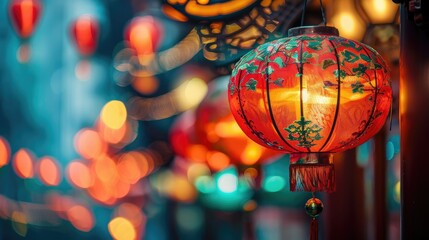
[300,0,327,26]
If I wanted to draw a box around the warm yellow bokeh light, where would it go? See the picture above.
[215,120,243,138]
[108,217,136,240]
[101,100,127,130]
[333,12,367,40]
[11,211,27,237]
[361,0,398,24]
[330,1,366,41]
[175,78,208,111]
[240,141,263,165]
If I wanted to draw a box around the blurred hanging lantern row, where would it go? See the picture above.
[8,0,42,63]
[228,0,392,236]
[124,15,164,65]
[70,15,100,80]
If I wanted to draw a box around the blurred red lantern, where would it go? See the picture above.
[9,0,41,39]
[70,15,99,57]
[229,26,392,193]
[170,110,204,162]
[195,76,281,171]
[8,0,42,62]
[124,16,163,62]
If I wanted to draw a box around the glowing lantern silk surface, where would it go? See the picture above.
[228,26,392,192]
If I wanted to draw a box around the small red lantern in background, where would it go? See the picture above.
[71,15,99,57]
[170,76,281,188]
[229,26,391,193]
[124,16,164,64]
[70,15,100,80]
[8,0,42,62]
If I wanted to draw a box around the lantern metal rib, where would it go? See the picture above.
[265,41,300,152]
[318,40,341,152]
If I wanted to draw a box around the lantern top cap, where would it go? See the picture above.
[288,26,339,37]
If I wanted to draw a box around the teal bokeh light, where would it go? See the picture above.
[194,167,253,211]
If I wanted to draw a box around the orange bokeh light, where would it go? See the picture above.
[0,137,10,168]
[206,151,230,172]
[94,156,118,184]
[12,149,34,179]
[98,119,127,145]
[74,128,106,160]
[87,178,117,205]
[131,76,159,95]
[116,153,142,184]
[67,205,94,232]
[38,156,61,186]
[67,161,93,189]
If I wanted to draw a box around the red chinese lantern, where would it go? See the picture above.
[124,16,163,64]
[70,15,100,80]
[228,25,391,237]
[8,0,42,62]
[70,15,99,57]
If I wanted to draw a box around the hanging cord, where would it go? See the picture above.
[300,0,327,26]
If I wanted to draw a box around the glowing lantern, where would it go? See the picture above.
[70,15,99,80]
[194,76,280,180]
[124,16,163,63]
[8,0,42,62]
[229,25,391,193]
[9,0,41,38]
[229,25,391,238]
[70,15,99,57]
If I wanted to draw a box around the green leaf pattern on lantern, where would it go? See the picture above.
[246,78,257,91]
[352,64,368,77]
[351,81,364,94]
[272,78,284,87]
[302,52,313,62]
[333,69,347,79]
[342,50,359,63]
[360,54,371,62]
[322,59,336,69]
[272,57,284,67]
[246,62,258,73]
[341,40,362,51]
[229,83,236,96]
[285,117,323,148]
[285,39,299,50]
[307,41,322,50]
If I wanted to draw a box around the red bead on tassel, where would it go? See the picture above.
[305,197,323,240]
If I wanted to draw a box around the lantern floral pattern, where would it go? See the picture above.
[228,26,392,155]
